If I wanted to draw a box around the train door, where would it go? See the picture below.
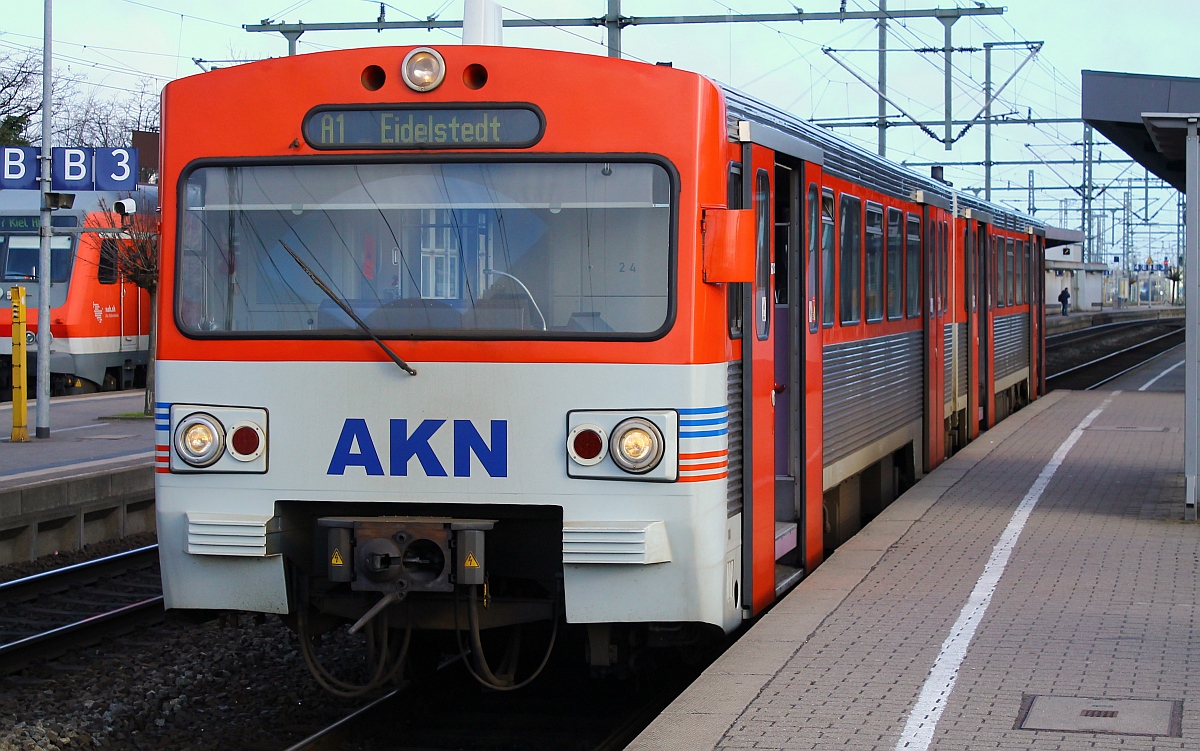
[982,233,998,427]
[741,143,776,614]
[965,218,982,441]
[921,204,947,471]
[1028,232,1043,398]
[772,157,809,593]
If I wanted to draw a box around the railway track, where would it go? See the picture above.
[0,544,164,674]
[281,640,706,751]
[1045,319,1169,351]
[1047,327,1186,391]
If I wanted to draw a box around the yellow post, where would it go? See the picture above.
[11,285,29,442]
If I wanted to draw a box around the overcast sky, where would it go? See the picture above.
[4,0,1197,254]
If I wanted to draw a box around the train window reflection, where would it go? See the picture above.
[839,194,861,325]
[2,235,74,284]
[886,208,902,320]
[864,204,882,322]
[177,161,672,338]
[905,216,920,318]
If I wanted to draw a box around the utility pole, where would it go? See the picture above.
[984,43,992,200]
[1082,123,1094,263]
[877,0,887,157]
[36,0,52,439]
[1027,169,1035,215]
[605,0,620,58]
[1124,179,1134,302]
[939,16,956,150]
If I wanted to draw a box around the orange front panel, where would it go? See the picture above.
[157,46,740,369]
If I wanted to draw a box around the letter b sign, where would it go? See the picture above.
[0,147,39,190]
[49,148,138,191]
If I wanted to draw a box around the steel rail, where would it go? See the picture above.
[281,688,406,751]
[1047,328,1185,381]
[0,596,164,674]
[0,544,164,674]
[1086,342,1185,391]
[1045,319,1179,349]
[0,544,159,604]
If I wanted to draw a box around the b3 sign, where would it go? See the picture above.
[53,148,139,191]
[0,147,138,191]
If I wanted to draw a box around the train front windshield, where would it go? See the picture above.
[178,161,672,338]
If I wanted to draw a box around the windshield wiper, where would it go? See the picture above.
[280,241,417,377]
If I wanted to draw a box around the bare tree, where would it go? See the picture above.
[0,48,85,146]
[0,48,159,148]
[94,200,160,414]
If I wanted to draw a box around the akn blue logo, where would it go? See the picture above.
[328,419,507,477]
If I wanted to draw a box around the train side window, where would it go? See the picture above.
[995,236,1004,308]
[754,169,771,340]
[1015,240,1025,305]
[905,215,920,318]
[774,165,790,306]
[1006,238,1015,306]
[964,224,973,313]
[887,208,903,320]
[865,204,883,322]
[807,184,819,333]
[728,162,743,339]
[821,191,835,327]
[99,239,119,284]
[939,221,948,314]
[839,194,861,325]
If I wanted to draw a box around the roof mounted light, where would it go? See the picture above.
[402,47,446,92]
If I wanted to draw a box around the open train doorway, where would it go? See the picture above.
[773,157,805,593]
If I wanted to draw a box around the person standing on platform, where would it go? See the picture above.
[1058,287,1070,316]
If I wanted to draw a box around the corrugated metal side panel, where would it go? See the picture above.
[823,331,923,466]
[957,323,968,397]
[994,312,1030,380]
[727,361,743,517]
[943,324,954,403]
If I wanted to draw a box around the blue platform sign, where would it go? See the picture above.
[94,148,138,190]
[0,147,39,190]
[51,147,95,191]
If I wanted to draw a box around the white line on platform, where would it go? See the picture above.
[893,394,1115,751]
[0,451,154,484]
[1139,359,1184,392]
[0,390,146,413]
[0,422,110,443]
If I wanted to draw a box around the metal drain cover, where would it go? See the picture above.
[1016,695,1182,737]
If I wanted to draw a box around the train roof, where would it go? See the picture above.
[721,86,1042,234]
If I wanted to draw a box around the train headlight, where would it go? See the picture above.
[174,413,225,467]
[609,418,664,474]
[401,48,446,92]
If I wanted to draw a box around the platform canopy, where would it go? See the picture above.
[1081,70,1200,192]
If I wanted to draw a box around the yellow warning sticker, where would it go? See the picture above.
[331,548,344,566]
[463,552,480,568]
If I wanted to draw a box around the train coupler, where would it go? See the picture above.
[317,516,494,594]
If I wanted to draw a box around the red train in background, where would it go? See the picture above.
[0,188,155,399]
[152,44,1052,692]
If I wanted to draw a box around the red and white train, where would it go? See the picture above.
[154,44,1047,691]
[0,188,154,398]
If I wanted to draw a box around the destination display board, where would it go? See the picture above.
[303,106,544,150]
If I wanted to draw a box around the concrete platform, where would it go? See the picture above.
[0,391,154,563]
[632,386,1195,750]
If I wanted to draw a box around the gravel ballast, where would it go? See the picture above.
[0,613,377,751]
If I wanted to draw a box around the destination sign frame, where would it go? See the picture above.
[302,103,545,151]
